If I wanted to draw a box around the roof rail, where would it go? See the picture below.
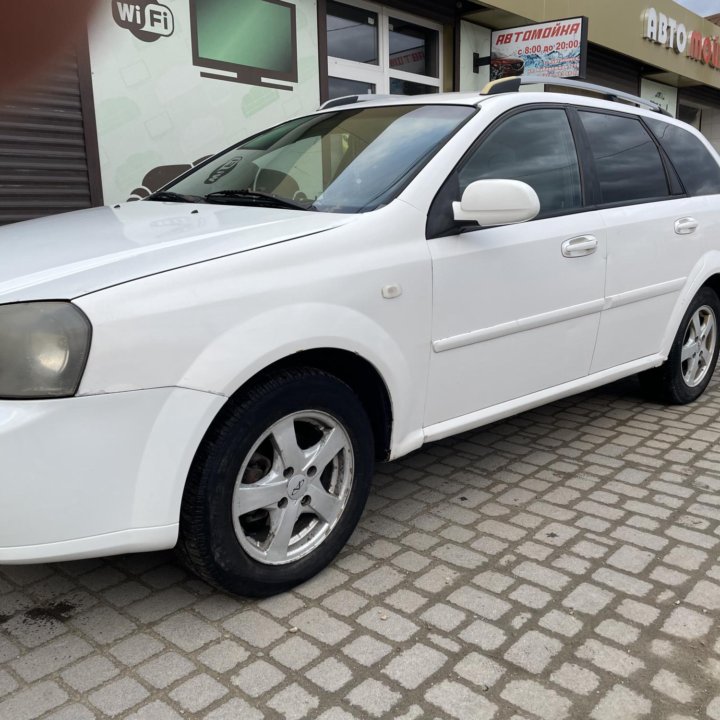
[318,93,397,110]
[481,76,672,116]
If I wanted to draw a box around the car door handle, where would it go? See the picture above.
[561,235,597,258]
[675,217,698,235]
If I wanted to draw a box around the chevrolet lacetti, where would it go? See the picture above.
[2,77,720,596]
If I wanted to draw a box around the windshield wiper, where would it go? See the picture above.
[204,189,312,211]
[146,190,202,203]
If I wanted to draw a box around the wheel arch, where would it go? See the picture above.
[199,348,394,463]
[250,348,393,461]
[661,255,720,356]
[701,273,720,303]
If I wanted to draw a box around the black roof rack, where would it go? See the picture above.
[481,76,672,116]
[318,94,397,110]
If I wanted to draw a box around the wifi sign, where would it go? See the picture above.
[112,0,175,42]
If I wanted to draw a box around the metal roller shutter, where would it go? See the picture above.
[584,44,640,96]
[678,84,720,108]
[0,47,100,225]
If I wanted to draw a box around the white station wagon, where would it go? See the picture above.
[2,77,719,596]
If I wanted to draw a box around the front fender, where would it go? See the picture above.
[76,209,432,460]
[179,302,425,456]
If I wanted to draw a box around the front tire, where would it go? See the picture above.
[178,368,374,597]
[640,287,720,404]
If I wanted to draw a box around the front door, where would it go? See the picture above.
[424,106,607,426]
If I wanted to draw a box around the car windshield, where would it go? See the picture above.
[164,104,475,213]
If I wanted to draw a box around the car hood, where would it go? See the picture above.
[0,202,354,302]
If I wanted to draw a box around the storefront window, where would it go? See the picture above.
[325,1,441,100]
[389,17,438,79]
[327,1,378,65]
[389,78,438,95]
[329,76,376,97]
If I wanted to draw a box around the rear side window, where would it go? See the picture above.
[645,118,720,196]
[579,112,669,205]
[458,108,582,216]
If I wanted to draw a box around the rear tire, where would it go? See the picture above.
[178,368,374,597]
[639,287,720,404]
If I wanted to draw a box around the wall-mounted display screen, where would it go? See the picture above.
[191,0,298,89]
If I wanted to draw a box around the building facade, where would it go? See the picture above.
[4,0,720,219]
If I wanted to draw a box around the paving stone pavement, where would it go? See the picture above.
[2,376,720,720]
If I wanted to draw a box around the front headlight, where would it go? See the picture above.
[0,302,92,399]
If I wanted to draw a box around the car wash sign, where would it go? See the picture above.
[490,18,588,80]
[644,8,720,70]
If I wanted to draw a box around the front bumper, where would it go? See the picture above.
[0,387,225,563]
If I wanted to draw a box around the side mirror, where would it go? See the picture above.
[452,179,540,227]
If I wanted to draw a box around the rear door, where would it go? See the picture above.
[576,109,713,372]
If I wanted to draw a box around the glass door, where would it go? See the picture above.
[325,0,442,100]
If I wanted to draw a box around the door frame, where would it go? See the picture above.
[318,0,443,103]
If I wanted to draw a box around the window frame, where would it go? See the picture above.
[643,115,720,198]
[455,105,585,218]
[426,103,590,239]
[325,0,443,98]
[570,106,683,209]
[426,102,693,240]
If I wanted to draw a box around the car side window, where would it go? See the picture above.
[457,108,582,217]
[644,117,720,196]
[578,111,669,205]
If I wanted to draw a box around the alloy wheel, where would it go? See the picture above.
[231,411,354,565]
[681,305,716,388]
